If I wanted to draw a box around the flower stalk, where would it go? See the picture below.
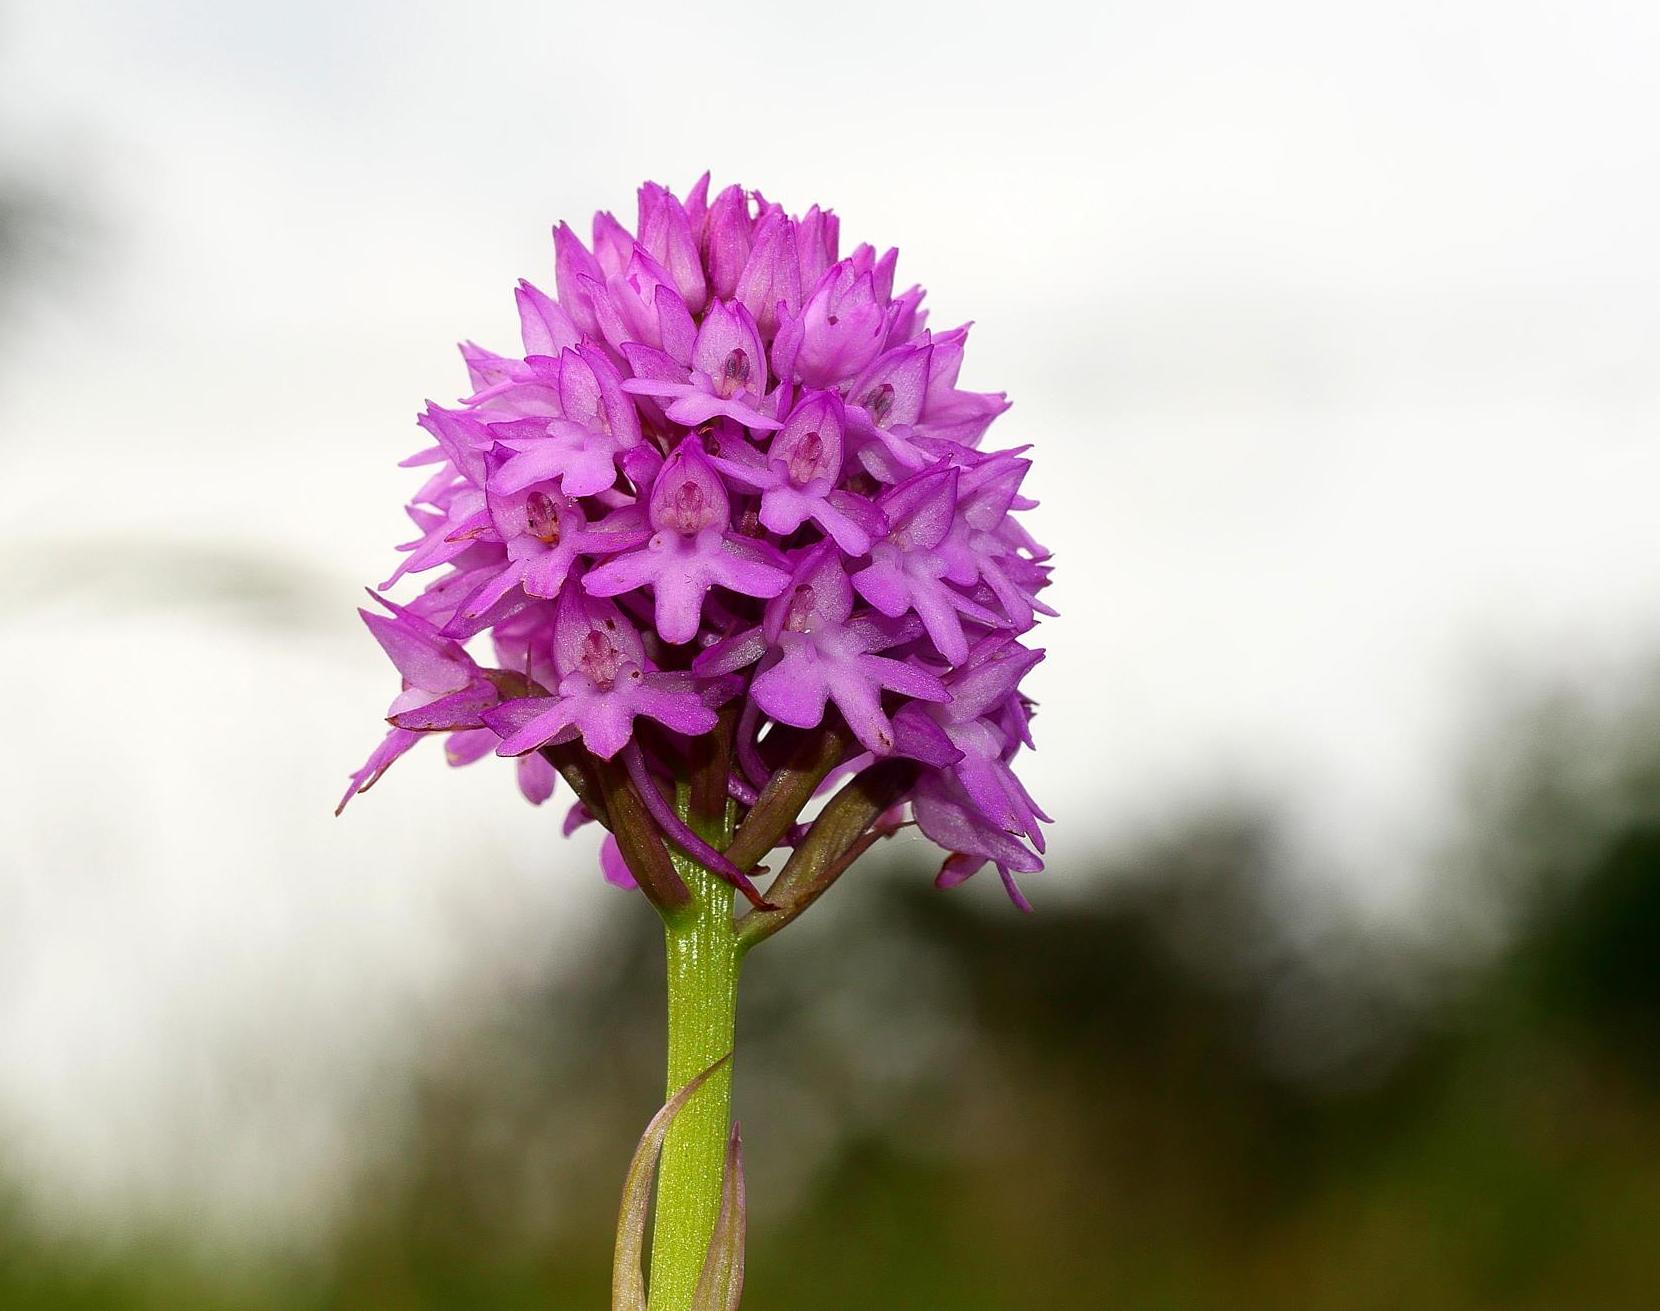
[643,732,740,1310]
[650,848,741,1311]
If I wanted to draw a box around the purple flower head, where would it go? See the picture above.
[345,178,1054,913]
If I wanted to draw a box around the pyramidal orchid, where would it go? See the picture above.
[341,178,1054,1311]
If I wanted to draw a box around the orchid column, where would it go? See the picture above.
[341,178,1053,1310]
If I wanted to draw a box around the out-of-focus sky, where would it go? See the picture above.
[1,0,1657,1243]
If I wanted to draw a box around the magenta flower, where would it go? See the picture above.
[454,470,649,620]
[488,344,643,498]
[706,391,885,554]
[852,464,1006,665]
[345,174,1054,904]
[343,177,1058,1308]
[734,208,802,339]
[619,299,781,431]
[695,543,949,757]
[336,595,515,813]
[484,587,723,760]
[898,633,1050,900]
[581,435,791,644]
[772,257,890,388]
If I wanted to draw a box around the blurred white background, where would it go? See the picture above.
[1,0,1657,1245]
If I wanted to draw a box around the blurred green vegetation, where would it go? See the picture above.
[4,689,1659,1310]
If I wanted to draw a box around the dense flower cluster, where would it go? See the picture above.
[342,178,1053,905]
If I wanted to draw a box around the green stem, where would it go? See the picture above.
[648,793,742,1311]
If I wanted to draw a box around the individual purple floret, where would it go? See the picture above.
[345,176,1054,908]
[695,543,950,758]
[853,465,1006,665]
[707,392,885,554]
[484,587,723,761]
[582,435,791,644]
[772,257,890,388]
[337,594,505,813]
[620,299,782,431]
